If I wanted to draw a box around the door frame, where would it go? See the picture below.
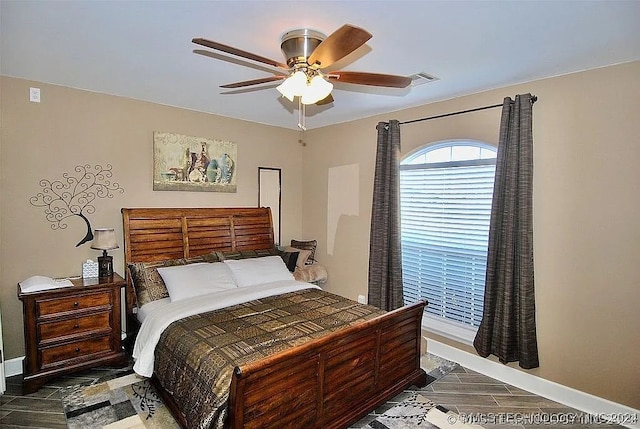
[0,304,5,393]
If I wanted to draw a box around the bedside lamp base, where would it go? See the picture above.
[98,253,113,278]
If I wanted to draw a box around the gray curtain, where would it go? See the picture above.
[368,120,404,311]
[473,94,539,369]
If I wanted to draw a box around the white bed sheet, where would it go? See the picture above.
[132,280,319,377]
[136,298,170,324]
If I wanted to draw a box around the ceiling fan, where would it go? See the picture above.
[192,24,411,107]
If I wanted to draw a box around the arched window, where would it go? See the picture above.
[400,140,496,342]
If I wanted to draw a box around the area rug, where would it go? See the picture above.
[61,372,179,429]
[61,353,459,429]
[421,353,459,381]
[364,393,438,428]
[364,394,482,429]
[62,381,454,429]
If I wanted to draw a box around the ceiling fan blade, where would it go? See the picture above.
[316,93,334,106]
[193,37,288,69]
[307,24,372,69]
[194,49,289,76]
[220,76,286,89]
[329,71,411,88]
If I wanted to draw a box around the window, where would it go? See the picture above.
[400,141,496,343]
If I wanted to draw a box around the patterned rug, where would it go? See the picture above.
[61,353,459,429]
[62,372,179,429]
[421,353,459,383]
[363,394,481,429]
[364,393,438,428]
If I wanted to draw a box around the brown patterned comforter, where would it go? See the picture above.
[153,288,385,429]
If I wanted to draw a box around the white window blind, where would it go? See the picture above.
[400,158,495,329]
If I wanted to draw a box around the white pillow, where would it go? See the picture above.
[223,255,294,287]
[157,262,237,302]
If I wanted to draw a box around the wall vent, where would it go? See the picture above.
[409,72,439,86]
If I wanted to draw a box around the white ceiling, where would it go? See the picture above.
[2,1,640,130]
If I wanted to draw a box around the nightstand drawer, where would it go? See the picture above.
[37,291,111,316]
[41,335,112,366]
[39,312,111,343]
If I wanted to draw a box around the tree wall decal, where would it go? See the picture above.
[29,164,125,247]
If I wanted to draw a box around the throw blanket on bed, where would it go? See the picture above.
[153,288,385,429]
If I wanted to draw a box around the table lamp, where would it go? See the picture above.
[90,228,119,278]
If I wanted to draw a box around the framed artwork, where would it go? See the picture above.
[153,132,237,192]
[259,167,282,245]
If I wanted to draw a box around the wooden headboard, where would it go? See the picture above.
[121,207,275,315]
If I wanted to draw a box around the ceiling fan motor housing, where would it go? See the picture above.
[280,29,326,68]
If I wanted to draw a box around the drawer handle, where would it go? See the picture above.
[74,324,79,329]
[73,302,79,307]
[75,347,80,353]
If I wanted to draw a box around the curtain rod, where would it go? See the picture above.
[399,95,537,126]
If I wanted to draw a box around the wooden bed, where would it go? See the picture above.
[122,207,427,429]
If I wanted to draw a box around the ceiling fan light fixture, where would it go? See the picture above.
[194,23,410,123]
[276,70,307,101]
[194,23,410,126]
[301,75,333,105]
[275,80,295,102]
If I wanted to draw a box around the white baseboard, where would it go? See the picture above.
[427,339,640,429]
[5,356,23,378]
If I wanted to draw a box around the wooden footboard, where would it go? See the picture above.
[227,300,427,429]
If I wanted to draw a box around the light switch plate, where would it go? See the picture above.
[29,87,41,103]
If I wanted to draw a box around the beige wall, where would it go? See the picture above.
[2,61,639,409]
[0,77,301,360]
[302,61,640,409]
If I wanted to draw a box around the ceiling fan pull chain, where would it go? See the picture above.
[298,99,307,131]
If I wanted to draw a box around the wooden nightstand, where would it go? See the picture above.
[18,274,128,393]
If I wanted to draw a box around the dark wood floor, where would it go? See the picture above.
[1,355,622,429]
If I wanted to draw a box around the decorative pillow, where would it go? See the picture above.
[128,260,176,307]
[282,246,312,268]
[290,239,317,264]
[293,263,328,285]
[127,252,221,307]
[278,250,299,272]
[157,262,237,302]
[223,255,294,287]
[188,252,222,263]
[215,247,279,260]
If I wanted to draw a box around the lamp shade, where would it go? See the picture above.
[90,228,119,251]
[301,75,333,105]
[277,70,334,105]
[276,71,307,102]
